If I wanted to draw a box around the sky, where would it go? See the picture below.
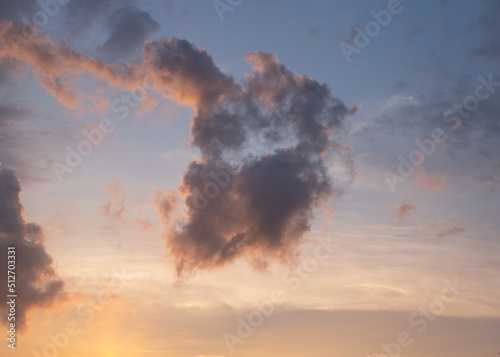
[0,0,499,356]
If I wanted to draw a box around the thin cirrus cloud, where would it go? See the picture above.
[102,179,127,222]
[101,180,153,232]
[436,225,466,238]
[0,22,355,276]
[353,0,500,184]
[414,166,449,192]
[0,167,65,330]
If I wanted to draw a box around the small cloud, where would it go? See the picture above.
[391,81,409,93]
[405,25,425,43]
[102,181,155,230]
[102,180,127,221]
[431,220,466,238]
[398,201,416,221]
[415,166,449,192]
[135,218,152,232]
[307,27,319,39]
[154,188,180,230]
[476,174,499,193]
[436,225,466,238]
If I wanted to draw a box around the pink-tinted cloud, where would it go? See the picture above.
[1,24,355,276]
[102,181,155,232]
[102,180,127,222]
[415,166,449,191]
[155,189,179,231]
[0,22,237,113]
[134,218,152,232]
[398,201,416,221]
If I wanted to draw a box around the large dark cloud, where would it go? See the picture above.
[99,6,159,59]
[144,37,238,109]
[154,43,354,275]
[65,0,159,60]
[0,168,65,330]
[0,24,354,275]
[64,0,118,37]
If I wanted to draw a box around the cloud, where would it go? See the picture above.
[436,225,466,238]
[431,219,467,238]
[415,166,449,191]
[0,24,236,113]
[354,53,500,183]
[102,179,127,221]
[391,81,409,93]
[98,6,160,59]
[0,25,354,275]
[143,37,238,109]
[63,0,118,37]
[470,42,500,61]
[398,201,416,221]
[155,48,353,275]
[476,174,499,192]
[0,168,65,330]
[102,180,155,232]
[134,218,152,232]
[405,24,425,44]
[307,27,319,39]
[0,21,144,111]
[471,0,500,62]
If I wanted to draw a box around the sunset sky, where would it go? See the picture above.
[0,0,499,356]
